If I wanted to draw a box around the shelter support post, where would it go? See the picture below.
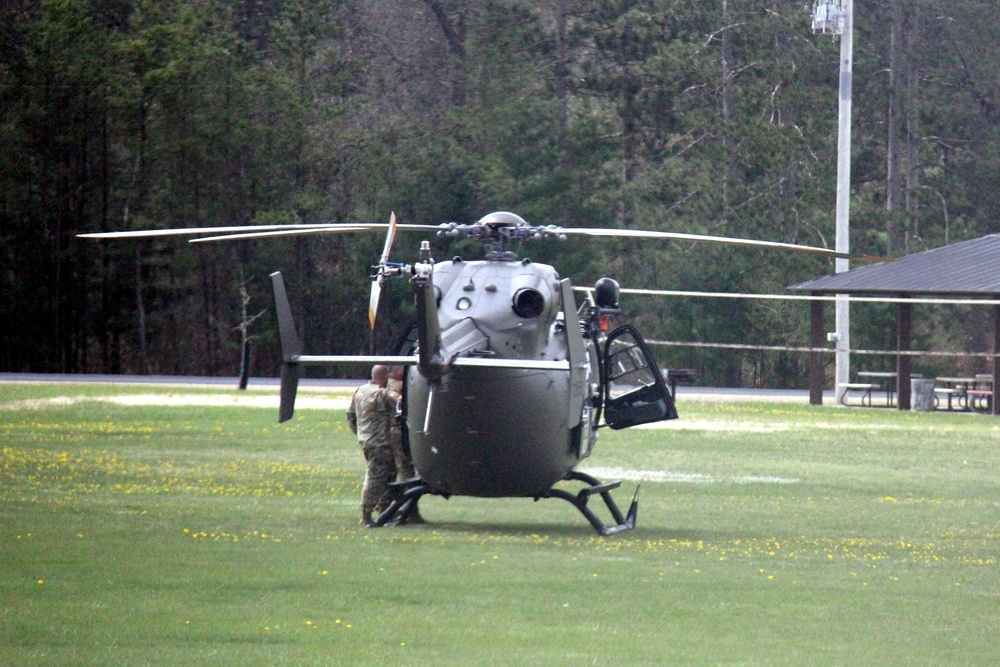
[809,296,825,405]
[993,303,1000,416]
[897,298,912,410]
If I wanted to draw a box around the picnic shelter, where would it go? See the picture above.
[789,234,1000,414]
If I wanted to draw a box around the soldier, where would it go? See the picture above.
[347,365,400,526]
[388,365,425,524]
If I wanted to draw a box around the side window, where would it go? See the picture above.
[392,320,419,355]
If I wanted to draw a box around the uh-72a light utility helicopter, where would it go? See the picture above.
[81,212,848,535]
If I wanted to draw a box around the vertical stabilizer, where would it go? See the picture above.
[561,279,585,429]
[270,271,302,422]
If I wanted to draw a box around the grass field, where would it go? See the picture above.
[2,381,998,666]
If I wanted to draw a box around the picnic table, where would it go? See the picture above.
[840,372,923,407]
[935,376,976,411]
[661,368,697,398]
[937,375,994,411]
[865,371,924,407]
[838,379,879,406]
[969,374,994,412]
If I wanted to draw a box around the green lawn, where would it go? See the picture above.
[1,382,998,666]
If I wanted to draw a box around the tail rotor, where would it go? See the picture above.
[369,211,398,332]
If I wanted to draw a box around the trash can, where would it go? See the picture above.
[911,378,936,412]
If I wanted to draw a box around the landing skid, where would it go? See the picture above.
[374,477,437,527]
[541,470,639,536]
[373,471,638,536]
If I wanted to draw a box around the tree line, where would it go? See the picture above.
[2,0,998,386]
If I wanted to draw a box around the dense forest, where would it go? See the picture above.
[2,0,999,387]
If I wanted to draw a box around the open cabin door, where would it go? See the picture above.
[603,325,678,430]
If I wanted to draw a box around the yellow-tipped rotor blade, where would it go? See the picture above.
[369,281,381,330]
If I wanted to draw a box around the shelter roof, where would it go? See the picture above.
[789,234,1000,296]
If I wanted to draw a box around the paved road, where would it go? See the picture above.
[0,373,833,402]
[0,373,360,388]
[0,373,364,391]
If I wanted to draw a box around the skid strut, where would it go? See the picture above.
[374,477,437,526]
[541,470,639,536]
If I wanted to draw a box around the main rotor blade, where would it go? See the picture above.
[190,226,365,243]
[558,228,851,259]
[78,223,349,239]
[188,222,437,244]
[79,221,439,242]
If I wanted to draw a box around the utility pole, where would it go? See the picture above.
[812,1,853,404]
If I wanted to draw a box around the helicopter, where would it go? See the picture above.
[81,211,848,535]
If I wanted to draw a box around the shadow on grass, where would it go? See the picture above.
[383,518,733,543]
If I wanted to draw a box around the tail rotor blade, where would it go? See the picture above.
[380,211,398,265]
[369,280,382,331]
[369,212,398,331]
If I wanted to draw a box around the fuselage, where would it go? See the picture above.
[404,256,598,497]
[407,366,584,496]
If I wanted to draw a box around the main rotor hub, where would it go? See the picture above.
[477,211,527,228]
[435,211,568,260]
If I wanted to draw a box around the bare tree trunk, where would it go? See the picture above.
[236,264,265,389]
[905,1,921,245]
[619,67,639,228]
[127,97,151,374]
[720,0,734,224]
[555,0,569,173]
[886,0,904,255]
[135,247,150,374]
[422,0,467,106]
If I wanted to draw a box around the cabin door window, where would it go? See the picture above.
[602,326,677,429]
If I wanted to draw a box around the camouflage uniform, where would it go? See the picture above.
[388,377,416,481]
[347,382,400,516]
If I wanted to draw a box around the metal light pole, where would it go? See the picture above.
[812,1,853,404]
